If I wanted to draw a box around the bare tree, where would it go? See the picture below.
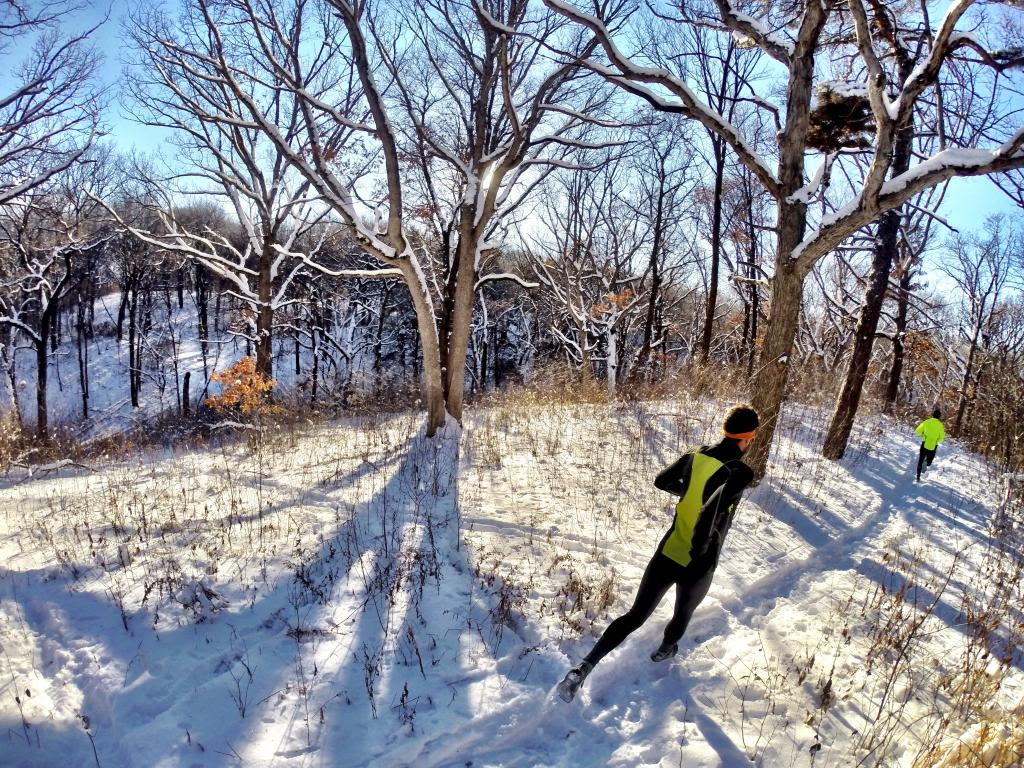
[723,164,773,375]
[135,0,628,434]
[122,8,334,379]
[0,158,111,438]
[673,26,763,364]
[549,0,1024,476]
[881,183,950,408]
[59,144,118,419]
[967,297,1024,469]
[0,2,102,205]
[531,159,648,394]
[943,215,1019,434]
[629,114,698,379]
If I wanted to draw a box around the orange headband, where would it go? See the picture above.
[724,430,757,440]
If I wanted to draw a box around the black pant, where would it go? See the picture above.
[917,444,936,479]
[583,552,715,667]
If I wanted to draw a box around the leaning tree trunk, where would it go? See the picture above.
[821,210,898,459]
[822,68,915,458]
[747,260,807,477]
[954,330,981,435]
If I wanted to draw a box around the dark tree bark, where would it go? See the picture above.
[700,141,726,364]
[823,117,914,459]
[128,286,138,408]
[195,263,209,369]
[884,250,913,407]
[255,239,274,379]
[634,168,666,378]
[35,312,52,440]
[76,288,89,419]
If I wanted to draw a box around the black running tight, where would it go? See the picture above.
[917,444,936,478]
[583,552,715,667]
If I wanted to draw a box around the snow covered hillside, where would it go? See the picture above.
[2,399,1022,767]
[0,290,369,441]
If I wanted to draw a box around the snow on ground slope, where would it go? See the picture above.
[1,399,1022,767]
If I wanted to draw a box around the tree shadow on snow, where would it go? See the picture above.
[0,420,514,768]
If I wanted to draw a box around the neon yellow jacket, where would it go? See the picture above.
[662,453,724,566]
[915,417,945,450]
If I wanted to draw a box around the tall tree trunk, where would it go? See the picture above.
[579,317,592,382]
[76,292,89,420]
[823,49,916,458]
[700,141,726,364]
[399,261,446,434]
[3,325,23,428]
[606,327,618,397]
[478,297,489,393]
[35,311,53,440]
[196,264,209,372]
[311,313,319,404]
[884,251,913,407]
[634,170,666,378]
[954,331,980,435]
[255,240,274,379]
[51,305,60,352]
[214,280,223,335]
[743,175,760,378]
[87,281,95,339]
[442,216,479,422]
[744,3,824,479]
[821,212,898,459]
[493,324,503,388]
[128,286,139,408]
[374,287,389,377]
[117,284,130,342]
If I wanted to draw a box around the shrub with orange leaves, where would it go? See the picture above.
[204,357,280,420]
[590,288,635,317]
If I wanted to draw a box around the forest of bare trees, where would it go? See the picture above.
[2,0,1024,472]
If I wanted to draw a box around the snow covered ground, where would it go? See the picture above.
[2,397,1022,767]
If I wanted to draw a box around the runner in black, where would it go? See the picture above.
[557,405,759,702]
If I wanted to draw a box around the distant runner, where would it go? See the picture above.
[915,408,945,482]
[557,405,759,702]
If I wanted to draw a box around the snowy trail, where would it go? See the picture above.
[419,427,991,767]
[3,406,1019,768]
[721,467,914,627]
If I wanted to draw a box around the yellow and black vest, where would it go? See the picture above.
[661,453,724,566]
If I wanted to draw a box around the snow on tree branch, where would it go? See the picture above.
[711,0,794,64]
